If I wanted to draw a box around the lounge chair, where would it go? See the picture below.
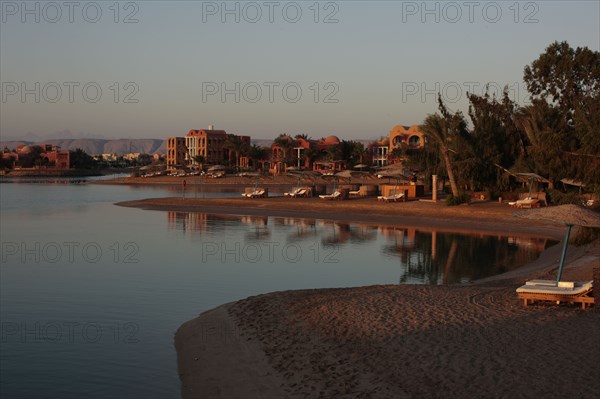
[284,187,302,197]
[349,189,361,196]
[509,197,540,208]
[516,280,594,309]
[319,191,342,200]
[377,193,405,202]
[242,189,266,198]
[289,189,307,198]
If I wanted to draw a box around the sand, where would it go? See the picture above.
[163,196,600,398]
[175,241,599,398]
[117,197,566,239]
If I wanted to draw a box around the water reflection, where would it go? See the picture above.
[164,211,557,285]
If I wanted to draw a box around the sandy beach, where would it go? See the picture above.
[117,197,567,240]
[157,196,600,398]
[175,239,599,398]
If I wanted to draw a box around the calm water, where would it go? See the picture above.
[0,182,555,399]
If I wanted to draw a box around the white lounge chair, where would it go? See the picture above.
[319,191,342,200]
[516,280,594,309]
[290,189,307,198]
[284,187,302,197]
[243,189,266,198]
[377,193,405,202]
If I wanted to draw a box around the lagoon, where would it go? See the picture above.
[0,182,554,398]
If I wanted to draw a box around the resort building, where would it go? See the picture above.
[370,124,427,166]
[389,125,426,152]
[371,138,390,167]
[270,134,345,175]
[167,126,251,170]
[166,137,186,170]
[4,144,70,169]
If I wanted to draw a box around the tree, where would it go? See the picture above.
[224,135,249,170]
[272,134,294,168]
[465,87,524,192]
[340,140,366,167]
[524,41,599,124]
[69,148,98,169]
[521,41,600,189]
[420,96,468,197]
[193,155,205,169]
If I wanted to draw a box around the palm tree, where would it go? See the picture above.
[273,134,293,172]
[421,98,468,197]
[249,144,268,170]
[224,135,249,171]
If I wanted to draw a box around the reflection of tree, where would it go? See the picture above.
[385,230,546,285]
[321,222,378,247]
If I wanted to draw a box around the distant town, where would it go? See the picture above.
[1,124,425,175]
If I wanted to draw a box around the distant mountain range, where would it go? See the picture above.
[1,137,376,155]
[1,138,166,155]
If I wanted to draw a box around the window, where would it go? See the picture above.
[409,136,421,147]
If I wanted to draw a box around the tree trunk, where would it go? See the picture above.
[442,147,459,197]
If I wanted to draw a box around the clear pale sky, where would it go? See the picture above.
[1,1,598,140]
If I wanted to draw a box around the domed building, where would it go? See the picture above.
[389,125,426,151]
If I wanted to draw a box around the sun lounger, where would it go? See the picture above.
[290,189,307,198]
[516,280,594,309]
[284,188,302,197]
[349,190,361,196]
[377,193,405,202]
[509,197,540,208]
[319,191,342,200]
[242,189,266,198]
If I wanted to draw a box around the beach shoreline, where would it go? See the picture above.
[175,240,599,398]
[117,196,565,240]
[118,194,597,398]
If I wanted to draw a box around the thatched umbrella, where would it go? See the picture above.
[515,172,550,197]
[514,204,600,283]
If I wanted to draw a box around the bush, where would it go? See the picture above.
[446,193,470,206]
[546,189,584,205]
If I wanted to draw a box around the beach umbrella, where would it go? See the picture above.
[354,163,368,171]
[514,204,600,283]
[208,165,225,172]
[560,178,586,195]
[515,173,550,198]
[286,166,299,171]
[378,168,409,186]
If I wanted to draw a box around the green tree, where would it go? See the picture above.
[522,41,600,189]
[420,96,469,197]
[465,87,524,192]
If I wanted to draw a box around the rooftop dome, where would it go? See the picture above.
[18,145,39,154]
[323,135,340,145]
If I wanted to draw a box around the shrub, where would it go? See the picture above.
[546,189,584,205]
[445,193,470,206]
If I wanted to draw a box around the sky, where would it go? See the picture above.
[1,0,599,141]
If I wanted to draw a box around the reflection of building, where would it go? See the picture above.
[167,212,210,233]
